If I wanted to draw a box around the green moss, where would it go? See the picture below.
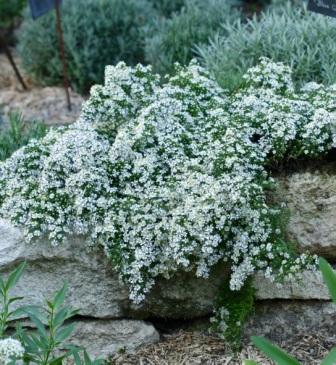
[211,277,254,349]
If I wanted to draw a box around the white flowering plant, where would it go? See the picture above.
[1,57,335,338]
[0,262,102,365]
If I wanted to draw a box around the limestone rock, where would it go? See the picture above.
[253,270,330,300]
[274,163,336,258]
[244,301,336,343]
[0,219,228,320]
[66,319,160,359]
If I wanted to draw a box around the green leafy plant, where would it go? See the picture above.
[0,112,47,161]
[0,0,25,28]
[245,258,336,364]
[17,0,156,94]
[199,1,336,91]
[18,283,80,365]
[0,262,26,337]
[149,0,185,16]
[211,278,255,348]
[144,0,241,75]
[73,350,103,365]
[0,262,101,364]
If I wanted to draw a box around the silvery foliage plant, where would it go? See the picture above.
[1,57,335,304]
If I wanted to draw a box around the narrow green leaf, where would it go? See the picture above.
[71,349,82,365]
[251,336,301,365]
[26,313,48,340]
[0,276,5,292]
[53,282,68,309]
[319,257,336,303]
[84,350,92,365]
[5,262,26,291]
[243,361,260,365]
[321,347,336,365]
[29,332,48,352]
[55,323,75,343]
[49,357,64,365]
[54,307,69,328]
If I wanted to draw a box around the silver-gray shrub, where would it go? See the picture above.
[17,0,156,94]
[0,58,329,304]
[144,0,241,75]
[198,1,336,91]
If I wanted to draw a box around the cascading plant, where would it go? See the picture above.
[1,57,335,339]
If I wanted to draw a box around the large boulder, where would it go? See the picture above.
[273,163,336,258]
[0,219,228,321]
[66,319,159,359]
[253,270,330,300]
[244,301,336,343]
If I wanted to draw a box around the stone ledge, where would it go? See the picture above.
[253,270,331,300]
[244,301,336,343]
[273,163,336,259]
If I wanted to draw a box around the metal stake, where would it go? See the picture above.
[0,33,28,91]
[55,0,71,111]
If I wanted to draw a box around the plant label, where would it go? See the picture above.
[308,0,336,17]
[28,0,62,19]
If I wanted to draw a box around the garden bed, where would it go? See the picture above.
[110,331,335,365]
[0,52,83,125]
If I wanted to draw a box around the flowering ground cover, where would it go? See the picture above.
[0,58,335,340]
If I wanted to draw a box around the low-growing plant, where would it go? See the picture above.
[17,0,156,94]
[0,263,101,365]
[198,1,336,91]
[1,57,335,337]
[17,282,80,365]
[0,262,26,338]
[144,0,241,75]
[244,258,336,364]
[0,112,47,161]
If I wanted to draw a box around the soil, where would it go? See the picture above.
[109,331,335,365]
[0,52,84,125]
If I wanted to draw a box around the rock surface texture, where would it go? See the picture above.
[1,163,336,356]
[0,219,228,358]
[274,163,336,258]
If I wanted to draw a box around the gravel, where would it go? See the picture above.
[109,330,335,365]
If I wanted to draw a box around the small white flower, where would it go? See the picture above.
[0,338,25,365]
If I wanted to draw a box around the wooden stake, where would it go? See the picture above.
[0,33,28,91]
[55,0,71,111]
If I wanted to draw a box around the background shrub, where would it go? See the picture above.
[17,0,156,94]
[0,113,47,161]
[144,0,241,75]
[149,0,185,17]
[0,0,25,28]
[198,1,336,91]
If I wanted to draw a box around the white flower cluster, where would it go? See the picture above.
[0,338,24,364]
[0,58,330,303]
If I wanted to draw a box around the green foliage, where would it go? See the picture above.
[17,0,156,94]
[0,262,26,337]
[0,263,101,364]
[0,0,25,28]
[73,350,103,365]
[247,258,336,364]
[0,113,47,161]
[149,0,185,16]
[211,278,254,348]
[144,0,241,75]
[199,1,336,91]
[251,337,301,365]
[319,257,336,303]
[18,283,80,365]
